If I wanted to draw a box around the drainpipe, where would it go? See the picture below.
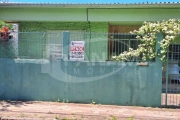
[87,8,91,60]
[86,8,91,38]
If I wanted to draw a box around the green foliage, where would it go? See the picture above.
[0,20,6,28]
[126,116,134,120]
[0,20,13,29]
[54,115,59,120]
[111,115,117,120]
[112,19,180,61]
[6,24,13,30]
[91,100,96,104]
[19,22,90,31]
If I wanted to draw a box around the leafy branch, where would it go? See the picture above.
[0,20,13,30]
[112,19,180,61]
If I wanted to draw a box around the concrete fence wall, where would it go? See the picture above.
[0,32,163,107]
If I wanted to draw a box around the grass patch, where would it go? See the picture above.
[19,113,25,118]
[54,115,59,120]
[126,116,134,120]
[110,115,117,120]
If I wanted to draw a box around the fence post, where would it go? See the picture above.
[156,33,168,106]
[156,33,163,106]
[62,31,70,61]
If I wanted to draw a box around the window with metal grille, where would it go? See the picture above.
[108,33,140,59]
[169,44,180,60]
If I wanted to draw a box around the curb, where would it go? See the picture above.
[0,118,52,120]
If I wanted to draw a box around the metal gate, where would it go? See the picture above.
[162,44,180,108]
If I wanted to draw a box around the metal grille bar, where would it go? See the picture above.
[162,44,180,108]
[0,32,144,61]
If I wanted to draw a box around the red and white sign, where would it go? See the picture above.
[70,46,84,52]
[70,41,85,61]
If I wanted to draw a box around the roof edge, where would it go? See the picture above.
[0,2,180,8]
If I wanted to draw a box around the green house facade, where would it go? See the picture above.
[1,2,180,60]
[0,2,180,107]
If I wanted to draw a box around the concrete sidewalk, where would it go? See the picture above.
[0,101,180,120]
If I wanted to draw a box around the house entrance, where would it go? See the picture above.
[162,44,180,108]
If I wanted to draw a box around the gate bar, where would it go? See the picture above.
[165,49,169,106]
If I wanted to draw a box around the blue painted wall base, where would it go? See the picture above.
[0,58,162,107]
[0,32,163,107]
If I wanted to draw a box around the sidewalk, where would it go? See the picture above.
[0,101,180,120]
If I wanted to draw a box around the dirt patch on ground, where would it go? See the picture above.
[0,101,180,120]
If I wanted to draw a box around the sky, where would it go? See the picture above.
[9,0,180,3]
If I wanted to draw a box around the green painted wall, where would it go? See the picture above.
[88,9,180,22]
[1,7,180,24]
[0,58,162,107]
[0,8,87,22]
[18,22,108,60]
